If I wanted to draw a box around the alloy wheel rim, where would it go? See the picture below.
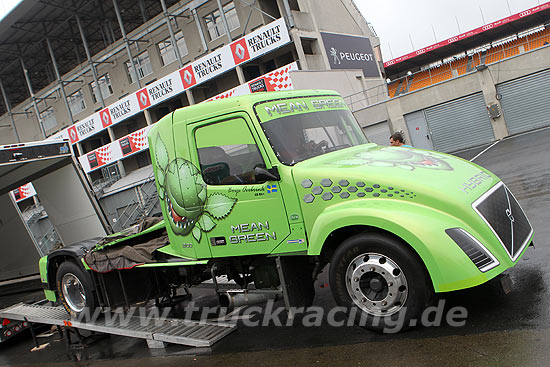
[61,273,86,313]
[345,252,408,316]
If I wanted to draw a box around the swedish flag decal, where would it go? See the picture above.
[267,184,277,193]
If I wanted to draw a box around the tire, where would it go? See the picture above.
[56,261,97,318]
[329,232,433,333]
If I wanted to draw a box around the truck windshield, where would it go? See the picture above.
[261,109,369,165]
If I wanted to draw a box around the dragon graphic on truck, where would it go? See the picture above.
[330,147,453,171]
[154,134,236,241]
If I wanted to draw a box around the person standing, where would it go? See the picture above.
[389,132,412,147]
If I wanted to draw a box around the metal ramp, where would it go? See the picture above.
[0,303,236,348]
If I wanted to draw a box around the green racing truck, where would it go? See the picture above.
[38,90,534,331]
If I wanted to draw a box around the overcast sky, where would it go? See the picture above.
[0,0,20,21]
[355,0,544,62]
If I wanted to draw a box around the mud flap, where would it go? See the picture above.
[276,256,315,310]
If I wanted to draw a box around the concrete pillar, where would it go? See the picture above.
[385,98,409,140]
[143,110,153,125]
[235,65,246,84]
[75,142,84,156]
[186,90,195,105]
[291,30,309,70]
[476,67,509,140]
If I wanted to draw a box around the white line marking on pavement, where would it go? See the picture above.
[470,140,500,162]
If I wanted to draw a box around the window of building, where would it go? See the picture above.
[40,107,57,131]
[67,89,87,116]
[195,118,265,185]
[89,74,114,103]
[158,31,189,66]
[203,1,240,41]
[126,51,153,84]
[288,0,300,11]
[301,38,316,55]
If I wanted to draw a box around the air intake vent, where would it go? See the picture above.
[446,228,499,272]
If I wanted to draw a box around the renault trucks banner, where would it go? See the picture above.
[49,18,290,145]
[78,62,297,173]
[320,32,379,77]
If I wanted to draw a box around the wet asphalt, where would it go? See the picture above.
[1,127,549,366]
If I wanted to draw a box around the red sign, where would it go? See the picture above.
[99,108,112,128]
[67,125,79,144]
[136,88,151,110]
[383,2,550,68]
[179,65,196,89]
[230,38,250,65]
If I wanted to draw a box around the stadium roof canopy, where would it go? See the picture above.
[0,0,180,116]
[384,2,550,79]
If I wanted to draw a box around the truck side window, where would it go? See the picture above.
[195,118,266,185]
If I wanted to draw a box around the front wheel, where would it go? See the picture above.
[329,233,433,332]
[56,261,97,317]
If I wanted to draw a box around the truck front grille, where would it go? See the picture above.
[472,182,533,261]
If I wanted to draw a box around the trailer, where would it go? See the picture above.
[0,139,236,348]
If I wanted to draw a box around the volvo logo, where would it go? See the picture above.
[506,208,514,223]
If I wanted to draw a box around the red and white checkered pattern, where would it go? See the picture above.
[129,129,149,150]
[205,90,235,103]
[95,145,112,165]
[20,185,31,198]
[265,65,294,91]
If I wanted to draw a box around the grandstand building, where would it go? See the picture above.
[356,2,550,153]
[0,0,385,230]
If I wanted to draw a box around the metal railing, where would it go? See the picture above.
[92,173,122,196]
[111,171,159,233]
[36,226,62,257]
[21,203,47,227]
[342,83,389,112]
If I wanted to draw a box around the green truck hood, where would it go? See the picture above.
[292,144,499,221]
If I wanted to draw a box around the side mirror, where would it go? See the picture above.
[254,166,280,181]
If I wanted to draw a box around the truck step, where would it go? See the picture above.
[0,303,235,348]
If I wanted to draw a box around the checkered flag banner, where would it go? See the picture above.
[129,128,150,150]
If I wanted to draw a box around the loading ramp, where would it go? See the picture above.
[0,302,236,348]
